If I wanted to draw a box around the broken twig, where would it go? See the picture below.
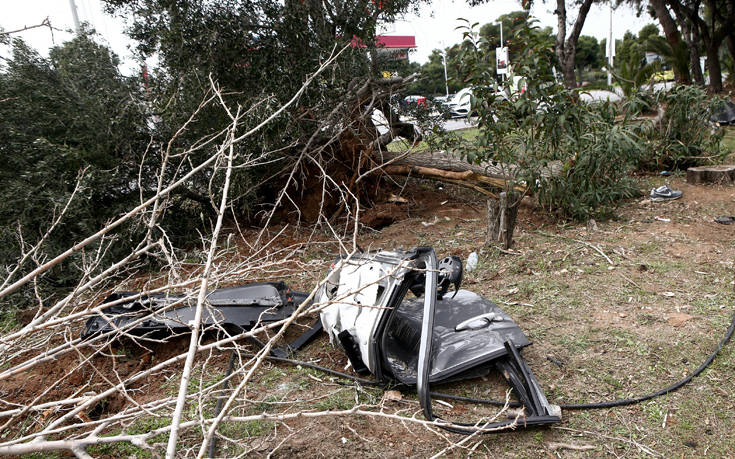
[536,231,613,265]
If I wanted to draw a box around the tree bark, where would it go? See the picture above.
[555,0,594,89]
[705,41,724,92]
[484,192,520,249]
[678,0,734,93]
[499,191,520,249]
[652,0,690,84]
[727,34,735,68]
[670,2,704,85]
[377,150,560,195]
[687,30,705,86]
[486,198,500,245]
[686,165,735,184]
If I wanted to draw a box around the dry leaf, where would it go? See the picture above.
[382,390,403,403]
[387,193,408,204]
[667,313,694,327]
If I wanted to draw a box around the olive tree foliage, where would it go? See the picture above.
[0,31,151,309]
[102,0,430,219]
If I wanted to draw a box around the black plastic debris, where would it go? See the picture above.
[318,247,561,433]
[715,216,735,225]
[712,100,735,125]
[81,282,319,354]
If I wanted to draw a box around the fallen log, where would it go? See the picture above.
[383,164,511,196]
[378,150,559,195]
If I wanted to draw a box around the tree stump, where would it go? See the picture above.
[485,191,520,249]
[486,198,500,246]
[499,192,520,249]
[686,165,735,184]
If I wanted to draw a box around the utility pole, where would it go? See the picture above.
[607,3,613,87]
[68,0,81,33]
[499,21,503,50]
[501,21,505,82]
[442,51,449,98]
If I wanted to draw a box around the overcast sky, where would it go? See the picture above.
[2,0,655,69]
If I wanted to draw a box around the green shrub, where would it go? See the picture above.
[638,85,727,170]
[534,108,642,220]
[445,19,641,221]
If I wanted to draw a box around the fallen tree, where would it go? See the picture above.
[377,149,562,196]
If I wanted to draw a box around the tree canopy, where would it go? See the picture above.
[0,31,151,303]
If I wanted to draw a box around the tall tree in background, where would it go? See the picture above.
[648,0,691,84]
[575,35,602,84]
[554,0,595,88]
[664,2,705,85]
[643,0,734,91]
[673,0,734,92]
[413,48,464,95]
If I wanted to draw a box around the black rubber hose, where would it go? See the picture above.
[208,350,238,458]
[257,310,735,413]
[210,310,734,439]
[432,310,735,410]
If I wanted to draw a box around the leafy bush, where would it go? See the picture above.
[637,85,727,170]
[445,19,641,221]
[534,105,642,220]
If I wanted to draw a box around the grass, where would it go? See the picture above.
[221,419,274,438]
[88,440,151,458]
[722,126,735,155]
[0,309,17,333]
[386,126,479,152]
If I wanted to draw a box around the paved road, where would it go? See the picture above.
[443,117,477,131]
[373,110,477,135]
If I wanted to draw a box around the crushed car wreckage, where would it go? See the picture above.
[83,246,561,433]
[317,247,561,432]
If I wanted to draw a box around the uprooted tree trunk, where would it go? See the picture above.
[485,192,521,249]
[378,150,527,196]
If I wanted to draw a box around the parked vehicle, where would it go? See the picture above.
[444,87,473,118]
[433,94,453,104]
[401,95,427,107]
[445,79,529,118]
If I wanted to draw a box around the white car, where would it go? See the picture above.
[444,87,473,118]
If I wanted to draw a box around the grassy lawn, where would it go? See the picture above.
[722,125,735,155]
[386,126,479,153]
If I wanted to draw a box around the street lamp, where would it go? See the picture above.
[495,21,507,82]
[440,49,449,98]
[499,21,503,50]
[607,4,613,87]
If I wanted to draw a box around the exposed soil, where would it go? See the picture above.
[3,173,735,458]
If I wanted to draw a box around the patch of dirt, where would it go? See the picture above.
[4,176,735,457]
